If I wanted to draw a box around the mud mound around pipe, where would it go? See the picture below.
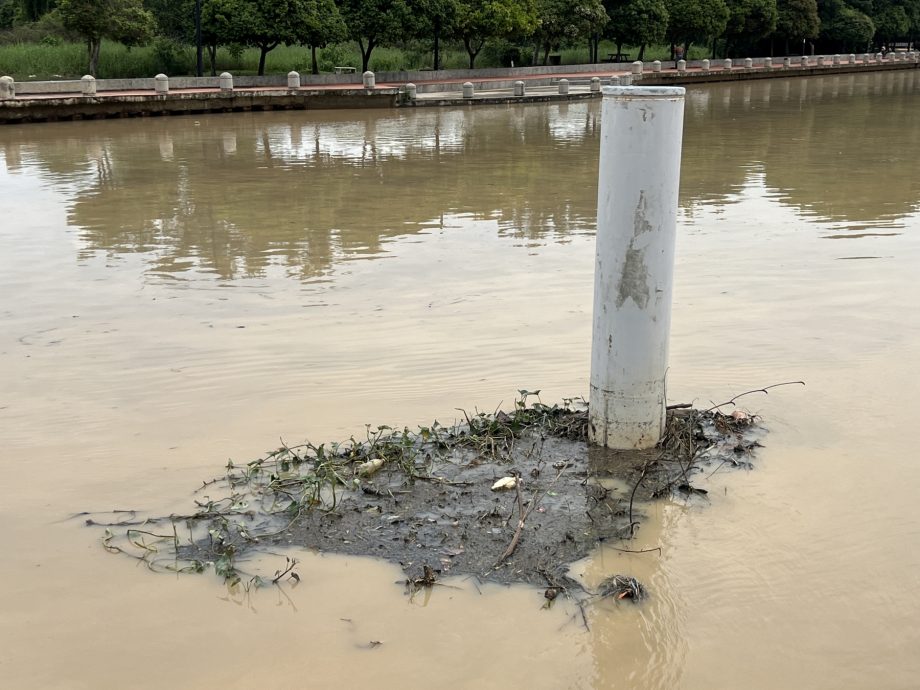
[95,394,765,588]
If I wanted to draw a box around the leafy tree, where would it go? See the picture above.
[20,0,54,21]
[411,0,459,70]
[534,0,607,64]
[775,0,820,54]
[200,0,246,75]
[666,0,729,55]
[297,0,347,74]
[606,0,668,60]
[453,0,537,68]
[57,0,156,75]
[338,0,412,72]
[722,0,778,55]
[818,0,874,50]
[143,0,195,41]
[0,0,19,29]
[234,0,303,75]
[871,0,910,45]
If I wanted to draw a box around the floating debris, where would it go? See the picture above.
[598,574,646,601]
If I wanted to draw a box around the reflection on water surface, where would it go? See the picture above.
[1,69,917,285]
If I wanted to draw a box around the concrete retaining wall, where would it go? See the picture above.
[0,88,399,123]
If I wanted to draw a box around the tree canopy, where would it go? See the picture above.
[57,0,156,75]
[338,0,411,71]
[8,0,920,74]
[666,0,730,51]
[453,0,538,68]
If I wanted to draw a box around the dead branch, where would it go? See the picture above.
[705,381,805,412]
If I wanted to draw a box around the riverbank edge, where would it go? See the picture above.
[1,59,916,124]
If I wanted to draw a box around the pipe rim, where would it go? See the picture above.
[602,85,685,98]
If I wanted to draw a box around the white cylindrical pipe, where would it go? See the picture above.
[462,81,474,98]
[81,75,96,96]
[618,74,632,86]
[514,80,525,96]
[849,53,856,64]
[701,59,710,71]
[219,72,233,92]
[833,54,841,65]
[764,57,772,69]
[404,82,417,100]
[652,60,662,73]
[558,78,569,95]
[363,71,375,88]
[590,77,601,92]
[287,71,300,88]
[631,61,642,75]
[783,57,791,68]
[817,55,825,66]
[589,85,686,450]
[801,55,809,67]
[154,73,169,94]
[677,59,686,72]
[723,58,732,70]
[744,57,753,69]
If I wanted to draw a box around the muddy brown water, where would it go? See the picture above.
[1,70,919,688]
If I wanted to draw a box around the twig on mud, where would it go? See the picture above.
[666,403,693,410]
[495,464,570,566]
[411,475,473,487]
[603,545,662,555]
[627,459,654,538]
[706,458,729,479]
[495,481,527,565]
[539,569,590,632]
[705,381,805,412]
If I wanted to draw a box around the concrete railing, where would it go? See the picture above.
[4,52,918,99]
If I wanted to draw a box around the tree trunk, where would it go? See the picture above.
[88,38,101,76]
[258,46,269,76]
[311,45,319,75]
[208,45,217,76]
[463,38,482,69]
[532,42,539,65]
[433,19,441,70]
[542,44,550,65]
[358,39,375,72]
[638,44,646,60]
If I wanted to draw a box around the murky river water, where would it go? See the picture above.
[2,70,919,688]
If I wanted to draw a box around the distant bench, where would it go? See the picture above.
[333,66,357,74]
[603,53,632,63]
